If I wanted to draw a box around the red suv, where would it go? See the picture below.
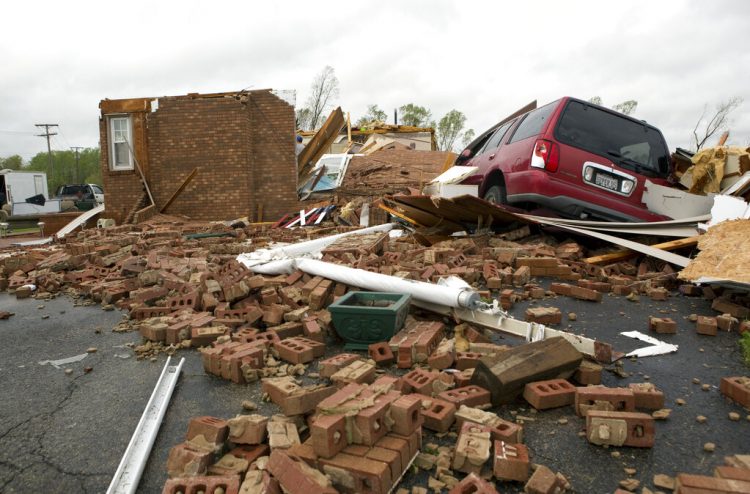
[456,97,673,222]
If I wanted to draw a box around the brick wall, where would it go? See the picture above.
[100,90,299,224]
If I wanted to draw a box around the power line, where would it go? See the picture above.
[35,123,58,174]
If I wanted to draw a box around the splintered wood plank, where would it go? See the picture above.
[584,236,700,265]
[160,168,198,213]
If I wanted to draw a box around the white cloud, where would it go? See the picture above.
[1,0,748,160]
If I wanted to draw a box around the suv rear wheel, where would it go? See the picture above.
[483,184,506,204]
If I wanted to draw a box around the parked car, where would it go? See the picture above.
[54,184,104,210]
[455,97,673,222]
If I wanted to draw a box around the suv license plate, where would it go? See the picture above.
[595,174,618,191]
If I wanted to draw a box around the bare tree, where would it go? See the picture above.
[692,97,743,151]
[297,66,340,131]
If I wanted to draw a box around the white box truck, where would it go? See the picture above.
[0,170,62,220]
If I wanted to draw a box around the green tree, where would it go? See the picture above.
[296,66,340,131]
[0,155,24,170]
[461,128,476,148]
[356,105,388,128]
[26,147,101,195]
[436,110,468,151]
[399,104,433,128]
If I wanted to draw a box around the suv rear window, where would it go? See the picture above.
[555,100,669,174]
[508,102,556,143]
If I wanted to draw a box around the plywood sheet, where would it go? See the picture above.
[298,107,345,180]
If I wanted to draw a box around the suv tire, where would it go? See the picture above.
[483,184,506,205]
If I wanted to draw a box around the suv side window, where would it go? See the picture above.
[478,121,514,155]
[508,102,556,144]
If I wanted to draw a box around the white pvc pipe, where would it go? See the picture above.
[236,223,394,269]
[295,258,480,309]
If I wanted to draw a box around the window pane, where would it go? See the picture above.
[114,142,129,167]
[508,103,556,144]
[555,101,669,173]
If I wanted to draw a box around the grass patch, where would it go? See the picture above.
[741,332,750,367]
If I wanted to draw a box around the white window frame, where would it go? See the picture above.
[108,115,134,171]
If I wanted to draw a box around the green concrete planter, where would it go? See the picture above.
[328,291,412,350]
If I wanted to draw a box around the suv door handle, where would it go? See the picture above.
[489,154,496,160]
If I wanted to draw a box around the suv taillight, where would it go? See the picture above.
[530,139,560,172]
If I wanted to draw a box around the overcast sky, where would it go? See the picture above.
[1,0,748,161]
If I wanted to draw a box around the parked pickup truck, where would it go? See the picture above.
[455,97,674,222]
[54,184,104,211]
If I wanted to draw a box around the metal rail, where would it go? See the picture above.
[107,356,185,494]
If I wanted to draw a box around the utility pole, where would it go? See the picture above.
[35,124,58,175]
[71,146,84,182]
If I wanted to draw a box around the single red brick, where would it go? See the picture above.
[310,414,348,458]
[368,342,395,366]
[586,410,655,448]
[162,475,240,494]
[523,379,576,410]
[390,394,423,436]
[166,442,212,478]
[696,315,718,336]
[267,449,338,494]
[186,416,228,449]
[402,368,439,395]
[675,473,750,493]
[448,472,499,494]
[438,385,491,408]
[493,440,530,482]
[649,316,677,334]
[574,386,636,416]
[413,394,456,432]
[525,464,564,494]
[227,414,268,445]
[720,376,750,408]
[628,383,665,410]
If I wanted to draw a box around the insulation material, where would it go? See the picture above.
[679,219,750,284]
[684,146,750,194]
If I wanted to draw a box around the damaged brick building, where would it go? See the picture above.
[98,90,300,224]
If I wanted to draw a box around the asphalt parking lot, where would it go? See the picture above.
[0,287,748,493]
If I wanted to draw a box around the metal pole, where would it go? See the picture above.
[35,124,58,177]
